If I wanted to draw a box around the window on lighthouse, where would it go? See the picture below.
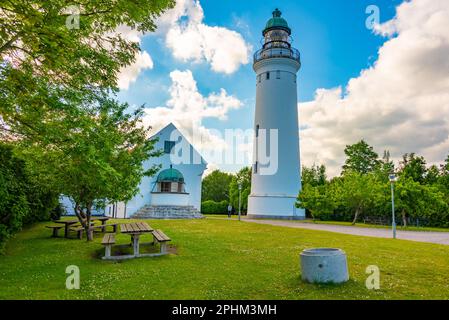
[276,70,281,79]
[264,30,290,49]
[266,72,270,80]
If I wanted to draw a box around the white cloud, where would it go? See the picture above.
[114,25,143,43]
[142,69,242,157]
[117,51,153,90]
[116,1,251,90]
[112,25,154,90]
[158,0,251,74]
[300,0,449,177]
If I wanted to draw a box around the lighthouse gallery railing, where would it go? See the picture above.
[253,47,301,64]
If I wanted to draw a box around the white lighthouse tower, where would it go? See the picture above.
[247,8,305,220]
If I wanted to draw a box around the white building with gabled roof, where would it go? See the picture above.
[61,123,208,219]
[111,122,207,219]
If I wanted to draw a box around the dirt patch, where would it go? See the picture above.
[95,242,178,260]
[167,244,178,255]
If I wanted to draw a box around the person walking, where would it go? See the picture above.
[227,204,232,218]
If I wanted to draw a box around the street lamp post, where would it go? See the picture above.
[389,174,397,239]
[238,182,242,221]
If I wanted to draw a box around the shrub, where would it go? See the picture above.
[201,200,229,215]
[0,143,59,253]
[202,170,233,202]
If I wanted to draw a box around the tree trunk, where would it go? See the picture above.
[85,205,93,241]
[75,203,86,220]
[401,209,407,228]
[74,203,87,240]
[352,207,360,225]
[74,203,94,241]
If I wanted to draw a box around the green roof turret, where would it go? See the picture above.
[156,166,185,183]
[263,8,291,36]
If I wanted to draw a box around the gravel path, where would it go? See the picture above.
[241,219,449,245]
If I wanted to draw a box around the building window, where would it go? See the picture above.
[158,181,186,193]
[255,124,259,137]
[164,140,175,154]
[160,182,171,192]
[254,161,258,174]
[266,72,270,80]
[258,74,261,83]
[276,70,281,79]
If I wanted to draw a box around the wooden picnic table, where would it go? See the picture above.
[52,219,79,238]
[53,216,110,238]
[91,216,110,232]
[120,222,154,257]
[101,222,171,260]
[92,216,110,222]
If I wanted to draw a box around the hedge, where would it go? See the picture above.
[201,200,229,215]
[0,144,61,253]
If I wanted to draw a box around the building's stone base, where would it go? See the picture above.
[131,205,203,219]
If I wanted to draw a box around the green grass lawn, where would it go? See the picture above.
[1,217,449,299]
[205,214,449,232]
[295,219,449,232]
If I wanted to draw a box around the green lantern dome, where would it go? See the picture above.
[263,8,291,36]
[156,166,184,183]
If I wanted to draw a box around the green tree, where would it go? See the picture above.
[437,154,449,197]
[301,164,327,187]
[20,99,160,241]
[443,154,449,173]
[395,178,448,227]
[425,165,440,185]
[394,178,424,227]
[202,170,233,202]
[342,140,380,175]
[0,144,29,251]
[374,150,395,182]
[296,184,335,220]
[1,0,174,139]
[1,1,173,242]
[399,153,427,184]
[0,143,59,252]
[334,172,382,224]
[229,167,251,213]
[0,0,173,89]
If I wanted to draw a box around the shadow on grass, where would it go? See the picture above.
[93,243,178,261]
[294,274,356,287]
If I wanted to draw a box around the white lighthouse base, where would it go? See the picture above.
[247,195,306,220]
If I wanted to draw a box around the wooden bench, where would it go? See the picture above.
[363,217,388,225]
[46,225,63,237]
[70,226,86,240]
[91,223,118,233]
[101,234,116,259]
[151,229,171,254]
[69,223,117,240]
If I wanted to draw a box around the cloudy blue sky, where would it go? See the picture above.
[115,0,449,176]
